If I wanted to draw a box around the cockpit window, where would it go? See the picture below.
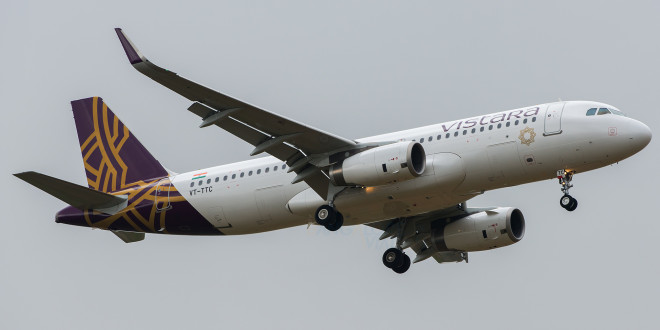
[588,107,626,117]
[610,108,625,116]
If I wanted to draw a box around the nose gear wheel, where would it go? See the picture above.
[560,194,578,211]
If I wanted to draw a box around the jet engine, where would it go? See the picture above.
[431,207,525,252]
[329,141,426,186]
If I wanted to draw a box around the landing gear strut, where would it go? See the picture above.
[314,204,344,231]
[557,170,578,211]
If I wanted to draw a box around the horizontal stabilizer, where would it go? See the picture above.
[112,231,145,243]
[14,171,128,214]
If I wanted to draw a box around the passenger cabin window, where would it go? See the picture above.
[249,171,253,176]
[215,177,219,183]
[240,172,244,178]
[428,136,432,142]
[437,134,442,140]
[586,108,597,116]
[598,108,611,115]
[190,182,194,187]
[265,167,269,173]
[223,175,228,181]
[420,138,424,143]
[257,169,261,174]
[446,133,450,139]
[232,174,236,179]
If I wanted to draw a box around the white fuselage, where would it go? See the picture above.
[170,101,651,235]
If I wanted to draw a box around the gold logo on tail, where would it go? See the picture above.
[519,127,536,146]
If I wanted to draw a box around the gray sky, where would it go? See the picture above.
[2,1,659,329]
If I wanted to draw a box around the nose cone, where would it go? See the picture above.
[630,121,652,152]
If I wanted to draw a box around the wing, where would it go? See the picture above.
[115,28,372,199]
[366,204,497,264]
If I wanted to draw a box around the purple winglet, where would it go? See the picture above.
[115,28,143,64]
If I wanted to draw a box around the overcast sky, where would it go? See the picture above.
[2,1,659,329]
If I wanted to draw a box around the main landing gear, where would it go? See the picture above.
[315,204,344,231]
[382,248,411,274]
[381,218,411,274]
[557,170,578,211]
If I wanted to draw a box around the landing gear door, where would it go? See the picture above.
[544,102,565,135]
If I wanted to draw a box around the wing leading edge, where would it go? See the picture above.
[114,28,369,199]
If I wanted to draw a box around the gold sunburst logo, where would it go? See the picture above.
[519,127,536,146]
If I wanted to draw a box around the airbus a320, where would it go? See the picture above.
[15,29,652,274]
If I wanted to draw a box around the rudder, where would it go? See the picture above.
[71,97,168,192]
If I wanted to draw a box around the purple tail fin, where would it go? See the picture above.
[71,97,168,192]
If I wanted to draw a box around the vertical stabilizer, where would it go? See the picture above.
[71,97,168,192]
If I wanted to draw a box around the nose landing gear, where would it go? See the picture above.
[557,170,578,211]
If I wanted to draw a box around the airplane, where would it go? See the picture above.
[14,28,652,274]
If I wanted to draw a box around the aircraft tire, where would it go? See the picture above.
[325,212,344,231]
[382,248,405,269]
[315,205,335,226]
[567,199,578,211]
[560,195,573,209]
[392,254,411,274]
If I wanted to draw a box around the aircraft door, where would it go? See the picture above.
[544,102,565,135]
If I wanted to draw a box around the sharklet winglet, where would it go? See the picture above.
[115,28,145,64]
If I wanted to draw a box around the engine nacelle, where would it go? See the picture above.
[329,141,426,186]
[431,207,525,252]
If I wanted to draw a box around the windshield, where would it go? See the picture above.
[586,107,626,117]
